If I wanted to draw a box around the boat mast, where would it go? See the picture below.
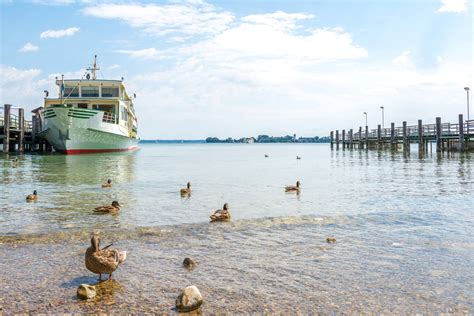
[86,55,100,80]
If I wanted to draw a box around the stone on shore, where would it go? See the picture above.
[175,285,203,312]
[77,284,97,300]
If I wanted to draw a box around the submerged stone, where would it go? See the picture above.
[77,284,97,300]
[175,285,203,312]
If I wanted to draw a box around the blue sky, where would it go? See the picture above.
[1,0,472,138]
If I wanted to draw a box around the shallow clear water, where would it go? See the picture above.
[0,144,473,313]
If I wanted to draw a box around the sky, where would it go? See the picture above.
[0,0,472,139]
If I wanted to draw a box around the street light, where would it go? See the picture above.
[380,106,385,129]
[465,87,470,121]
[363,112,368,127]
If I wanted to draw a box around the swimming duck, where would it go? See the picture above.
[26,190,38,202]
[93,201,121,214]
[264,154,269,158]
[102,179,112,188]
[210,203,231,222]
[85,234,127,281]
[180,182,191,195]
[296,156,301,160]
[12,158,19,168]
[285,181,301,192]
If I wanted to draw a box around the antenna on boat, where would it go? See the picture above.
[86,55,100,80]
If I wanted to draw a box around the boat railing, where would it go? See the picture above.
[102,111,117,124]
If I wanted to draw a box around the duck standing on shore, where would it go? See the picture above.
[93,201,121,214]
[285,181,301,192]
[180,182,191,196]
[210,203,231,222]
[102,179,112,188]
[85,234,127,281]
[26,190,38,202]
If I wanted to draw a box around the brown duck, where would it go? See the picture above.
[26,190,38,202]
[210,203,231,222]
[180,182,191,195]
[285,181,301,192]
[93,201,121,214]
[102,179,112,188]
[85,235,127,280]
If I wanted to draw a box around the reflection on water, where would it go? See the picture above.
[0,144,473,313]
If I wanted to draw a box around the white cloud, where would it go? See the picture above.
[19,42,39,53]
[40,27,79,39]
[437,0,467,13]
[0,65,44,107]
[392,50,412,66]
[242,11,315,31]
[82,2,234,37]
[115,48,160,60]
[32,0,74,5]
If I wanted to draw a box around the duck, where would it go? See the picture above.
[264,154,269,158]
[183,257,196,269]
[210,203,231,222]
[93,201,121,214]
[102,179,112,188]
[12,158,19,168]
[180,182,191,195]
[296,156,301,160]
[285,181,301,192]
[85,234,127,281]
[26,190,38,202]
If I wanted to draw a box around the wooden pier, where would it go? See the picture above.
[330,115,474,152]
[1,104,52,153]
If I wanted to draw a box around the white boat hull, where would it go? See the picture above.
[42,107,138,154]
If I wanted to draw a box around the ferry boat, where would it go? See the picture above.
[41,56,138,154]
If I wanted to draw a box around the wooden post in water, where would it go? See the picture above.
[31,116,37,152]
[342,129,345,149]
[365,125,369,148]
[436,117,442,152]
[18,108,25,153]
[390,122,395,148]
[402,121,408,151]
[358,126,362,149]
[349,129,353,148]
[459,114,465,151]
[377,124,381,147]
[3,104,11,153]
[330,131,334,148]
[335,130,339,149]
[418,119,423,152]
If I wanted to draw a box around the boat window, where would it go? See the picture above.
[64,87,79,97]
[92,104,115,113]
[121,107,128,121]
[81,86,99,97]
[102,87,119,98]
[77,103,88,109]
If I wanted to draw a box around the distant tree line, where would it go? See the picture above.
[205,135,331,143]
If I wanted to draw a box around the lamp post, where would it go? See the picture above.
[363,112,368,127]
[380,106,384,129]
[465,87,470,121]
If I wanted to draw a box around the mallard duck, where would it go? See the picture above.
[102,179,112,188]
[180,182,191,195]
[210,203,231,222]
[285,181,301,192]
[26,190,38,202]
[12,158,19,168]
[296,156,301,160]
[183,257,196,268]
[85,235,127,280]
[326,237,337,243]
[93,201,121,214]
[264,154,269,158]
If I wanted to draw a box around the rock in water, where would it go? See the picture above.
[77,284,96,300]
[183,257,195,268]
[175,285,203,312]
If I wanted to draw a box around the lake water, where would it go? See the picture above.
[0,144,473,313]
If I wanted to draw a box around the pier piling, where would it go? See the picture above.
[436,117,442,152]
[418,120,423,152]
[459,114,465,151]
